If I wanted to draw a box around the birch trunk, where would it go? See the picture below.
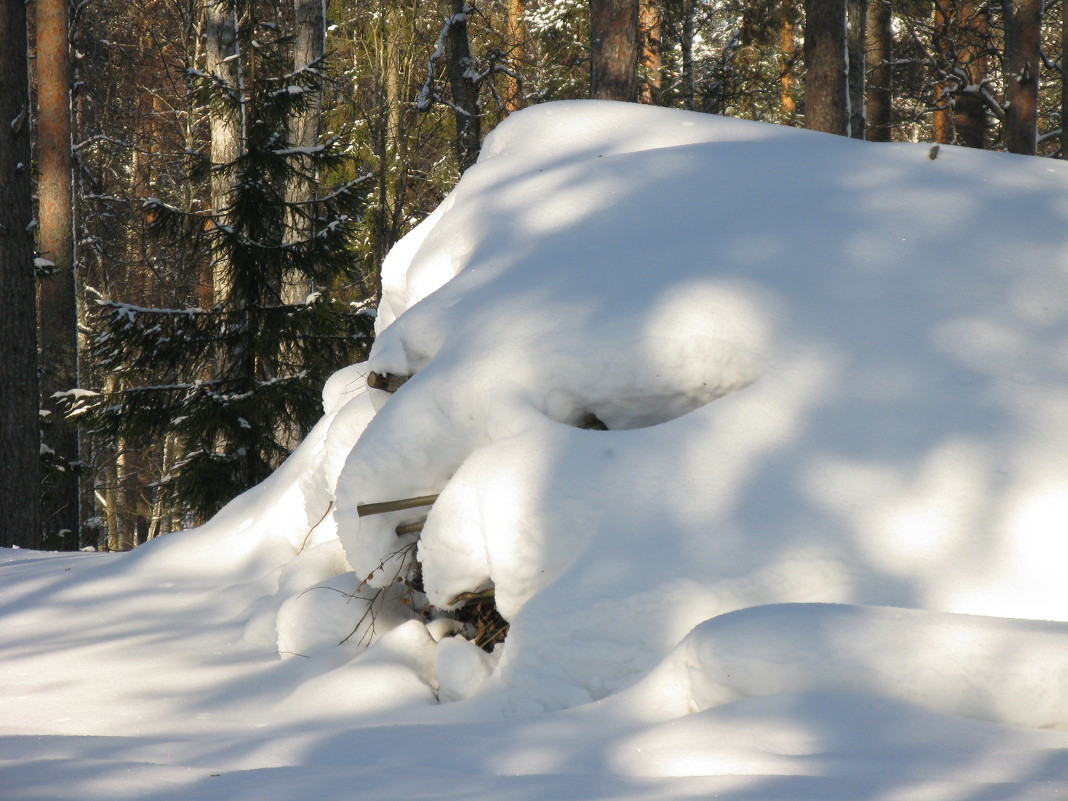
[283,0,326,304]
[204,0,242,303]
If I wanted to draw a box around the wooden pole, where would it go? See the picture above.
[357,494,439,517]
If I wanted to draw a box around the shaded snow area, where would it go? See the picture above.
[4,101,1068,800]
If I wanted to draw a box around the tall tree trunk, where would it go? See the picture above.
[446,0,481,173]
[101,375,120,549]
[503,0,526,112]
[865,0,892,141]
[119,447,151,549]
[0,0,42,550]
[933,0,988,148]
[204,0,242,303]
[37,0,80,548]
[932,1,954,143]
[283,0,326,304]
[847,0,867,138]
[371,3,405,294]
[955,0,988,149]
[639,0,662,104]
[590,0,639,102]
[1003,0,1042,155]
[681,0,696,109]
[803,0,849,135]
[779,2,798,122]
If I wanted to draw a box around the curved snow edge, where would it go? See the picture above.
[638,603,1068,731]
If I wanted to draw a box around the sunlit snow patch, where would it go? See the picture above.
[265,100,1068,725]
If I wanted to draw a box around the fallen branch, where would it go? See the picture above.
[357,494,439,517]
[395,519,426,536]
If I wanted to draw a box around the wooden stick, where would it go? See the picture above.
[357,494,439,517]
[395,519,426,536]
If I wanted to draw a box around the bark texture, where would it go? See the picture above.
[639,0,662,104]
[846,0,867,139]
[590,0,639,102]
[1003,0,1042,155]
[503,0,527,112]
[446,0,481,173]
[36,0,80,546]
[932,0,988,148]
[866,0,892,141]
[803,0,849,135]
[0,0,42,549]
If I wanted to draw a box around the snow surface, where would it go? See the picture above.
[4,100,1068,800]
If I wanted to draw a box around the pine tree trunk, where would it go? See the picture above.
[779,2,798,122]
[446,0,481,173]
[0,0,42,550]
[590,0,639,102]
[865,0,892,141]
[847,0,867,139]
[932,0,988,148]
[1004,0,1042,155]
[204,0,242,303]
[37,0,81,548]
[503,0,526,112]
[639,0,662,104]
[932,1,953,144]
[955,0,988,150]
[803,0,849,135]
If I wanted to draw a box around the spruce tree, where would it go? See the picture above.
[76,42,373,526]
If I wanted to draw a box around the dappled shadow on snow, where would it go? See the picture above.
[7,106,1068,800]
[381,116,1068,711]
[6,688,1066,801]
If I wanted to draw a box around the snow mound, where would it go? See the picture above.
[295,100,1068,718]
[92,100,1068,729]
[630,603,1068,730]
[12,100,1068,801]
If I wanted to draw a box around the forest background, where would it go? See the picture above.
[0,0,1061,552]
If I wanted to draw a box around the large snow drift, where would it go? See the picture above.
[4,101,1068,801]
[313,100,1068,714]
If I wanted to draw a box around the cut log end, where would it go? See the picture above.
[367,371,410,393]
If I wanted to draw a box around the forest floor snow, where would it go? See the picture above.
[4,101,1068,800]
